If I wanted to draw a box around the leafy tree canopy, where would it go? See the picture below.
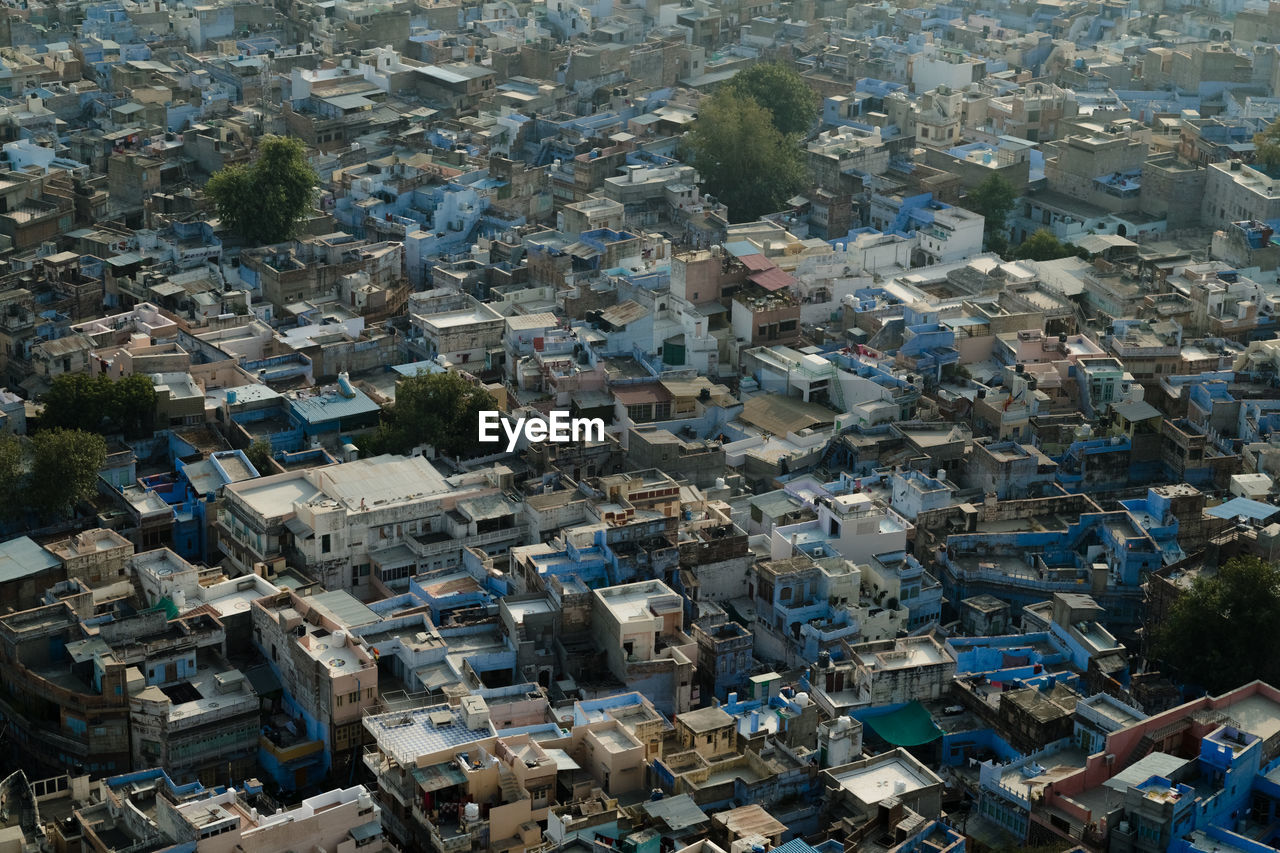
[726,63,819,138]
[1011,229,1085,261]
[1254,118,1280,171]
[206,135,318,245]
[1151,555,1280,694]
[25,429,107,519]
[967,174,1018,251]
[684,89,808,223]
[245,438,274,475]
[41,372,156,437]
[0,434,23,522]
[359,371,497,459]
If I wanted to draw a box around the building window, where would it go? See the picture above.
[321,534,331,553]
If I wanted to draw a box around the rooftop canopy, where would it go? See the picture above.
[863,701,944,746]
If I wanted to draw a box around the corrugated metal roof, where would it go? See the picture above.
[613,384,673,405]
[643,793,708,830]
[0,536,58,583]
[288,386,381,424]
[599,300,649,327]
[750,268,795,292]
[1207,497,1279,521]
[308,589,380,628]
[741,395,836,436]
[1104,752,1189,792]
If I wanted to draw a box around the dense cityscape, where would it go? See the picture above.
[0,0,1278,852]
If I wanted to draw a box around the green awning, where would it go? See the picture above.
[864,701,943,746]
[152,597,179,619]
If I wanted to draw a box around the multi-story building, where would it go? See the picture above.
[0,601,133,778]
[1203,159,1280,231]
[251,589,380,780]
[847,635,956,705]
[218,454,522,593]
[591,580,696,715]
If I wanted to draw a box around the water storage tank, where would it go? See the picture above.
[226,389,237,404]
[337,372,356,399]
[794,692,810,708]
[333,630,347,646]
[464,803,480,822]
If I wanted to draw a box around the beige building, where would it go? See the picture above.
[173,785,392,853]
[848,634,957,705]
[675,706,737,758]
[251,589,380,775]
[361,697,651,851]
[45,527,132,585]
[591,580,696,715]
[1203,159,1280,230]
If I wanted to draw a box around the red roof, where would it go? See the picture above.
[738,253,773,272]
[749,268,795,292]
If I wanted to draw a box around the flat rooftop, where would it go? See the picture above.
[1226,692,1280,741]
[317,455,452,511]
[596,581,680,621]
[855,638,948,670]
[420,307,501,329]
[505,598,556,622]
[231,474,322,519]
[590,725,641,753]
[831,755,937,805]
[366,703,492,766]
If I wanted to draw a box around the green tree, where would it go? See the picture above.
[245,438,274,474]
[108,373,157,436]
[41,372,155,437]
[1151,555,1280,693]
[42,373,104,432]
[726,63,819,138]
[0,434,23,522]
[683,90,808,223]
[361,371,497,459]
[206,135,319,245]
[28,428,107,518]
[1012,228,1080,261]
[1254,118,1280,171]
[967,174,1018,252]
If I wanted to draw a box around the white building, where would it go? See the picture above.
[771,492,911,565]
[911,45,985,94]
[917,205,985,264]
[411,301,505,368]
[170,784,391,853]
[848,635,956,705]
[218,455,523,593]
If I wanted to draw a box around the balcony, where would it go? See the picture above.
[411,801,488,853]
[409,524,528,560]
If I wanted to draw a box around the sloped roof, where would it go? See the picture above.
[863,701,943,746]
[741,395,837,436]
[750,267,796,292]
